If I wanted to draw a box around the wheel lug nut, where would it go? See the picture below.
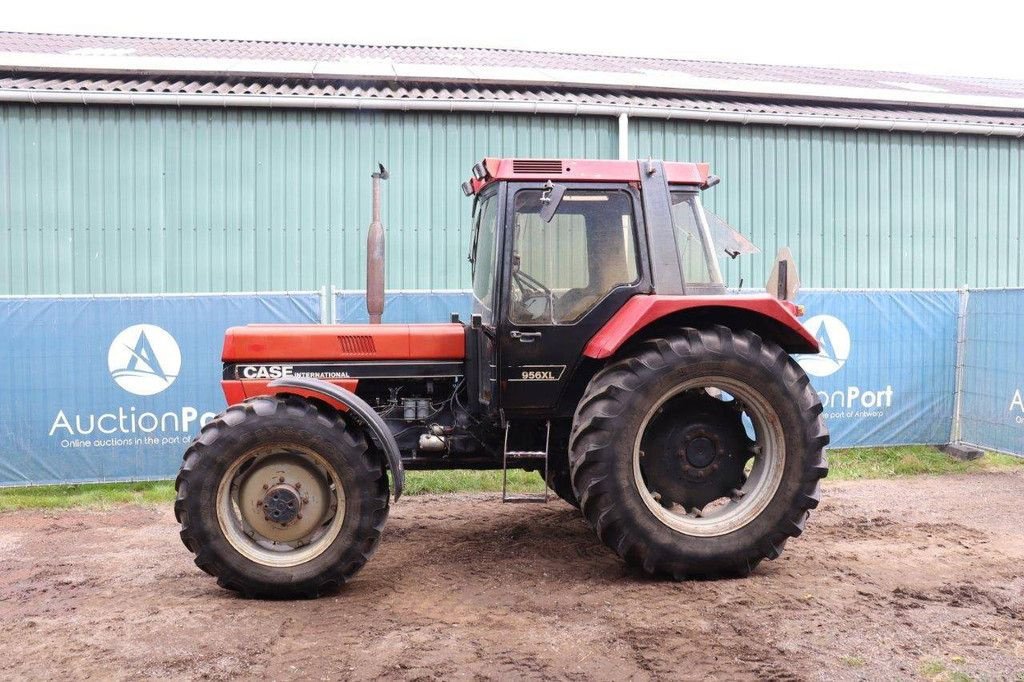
[262,484,269,490]
[295,482,301,490]
[279,476,285,483]
[256,500,263,507]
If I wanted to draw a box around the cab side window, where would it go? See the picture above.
[510,189,639,325]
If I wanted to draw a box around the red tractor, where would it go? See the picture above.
[175,158,829,598]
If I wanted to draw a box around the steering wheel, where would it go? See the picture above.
[512,269,554,322]
[513,269,551,299]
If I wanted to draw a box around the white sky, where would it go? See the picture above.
[3,0,1024,81]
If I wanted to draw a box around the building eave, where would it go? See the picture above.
[2,87,1022,138]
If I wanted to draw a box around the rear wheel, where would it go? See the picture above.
[569,326,828,578]
[175,395,389,598]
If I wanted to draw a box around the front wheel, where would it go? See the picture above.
[174,395,390,598]
[569,326,828,578]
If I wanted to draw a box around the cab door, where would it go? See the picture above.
[497,183,648,416]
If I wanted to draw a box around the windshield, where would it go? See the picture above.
[470,191,499,322]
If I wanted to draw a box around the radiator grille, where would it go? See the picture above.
[337,335,376,354]
[512,159,563,174]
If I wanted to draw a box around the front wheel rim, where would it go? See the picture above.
[632,375,786,537]
[216,445,346,568]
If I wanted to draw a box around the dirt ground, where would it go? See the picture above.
[1,472,1022,681]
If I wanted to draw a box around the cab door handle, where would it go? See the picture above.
[510,330,542,342]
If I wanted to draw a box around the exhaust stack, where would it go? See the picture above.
[367,163,389,324]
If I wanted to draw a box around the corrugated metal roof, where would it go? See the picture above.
[4,74,1024,130]
[0,31,1020,98]
[6,29,1024,111]
[1,31,1023,130]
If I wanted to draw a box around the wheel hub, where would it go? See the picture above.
[234,453,334,545]
[632,374,789,538]
[262,484,302,525]
[639,392,752,510]
[682,434,717,468]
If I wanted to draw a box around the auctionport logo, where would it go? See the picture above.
[797,312,893,417]
[108,324,181,396]
[1012,389,1024,425]
[797,314,851,378]
[50,322,213,445]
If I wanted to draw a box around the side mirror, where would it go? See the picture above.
[539,181,567,223]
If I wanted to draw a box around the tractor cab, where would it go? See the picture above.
[462,158,778,419]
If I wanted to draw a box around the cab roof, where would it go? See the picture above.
[465,158,712,195]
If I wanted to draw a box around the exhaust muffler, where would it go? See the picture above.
[367,163,389,324]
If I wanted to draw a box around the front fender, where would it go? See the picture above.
[268,376,405,501]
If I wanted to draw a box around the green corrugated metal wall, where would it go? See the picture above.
[633,119,1024,289]
[0,104,615,294]
[1,102,1022,294]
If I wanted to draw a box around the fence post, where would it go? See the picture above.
[318,285,330,324]
[949,286,970,444]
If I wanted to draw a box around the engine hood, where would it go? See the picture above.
[222,323,466,362]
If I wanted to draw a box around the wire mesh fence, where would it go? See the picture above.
[958,289,1024,455]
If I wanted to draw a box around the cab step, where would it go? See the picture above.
[501,420,550,503]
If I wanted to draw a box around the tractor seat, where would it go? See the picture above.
[555,287,601,323]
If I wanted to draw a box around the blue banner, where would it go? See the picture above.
[0,294,319,486]
[959,290,1024,455]
[792,290,959,448]
[2,288,1015,486]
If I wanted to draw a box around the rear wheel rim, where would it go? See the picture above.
[216,445,346,568]
[632,375,786,537]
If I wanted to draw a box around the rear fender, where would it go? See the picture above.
[267,376,405,501]
[583,294,818,359]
